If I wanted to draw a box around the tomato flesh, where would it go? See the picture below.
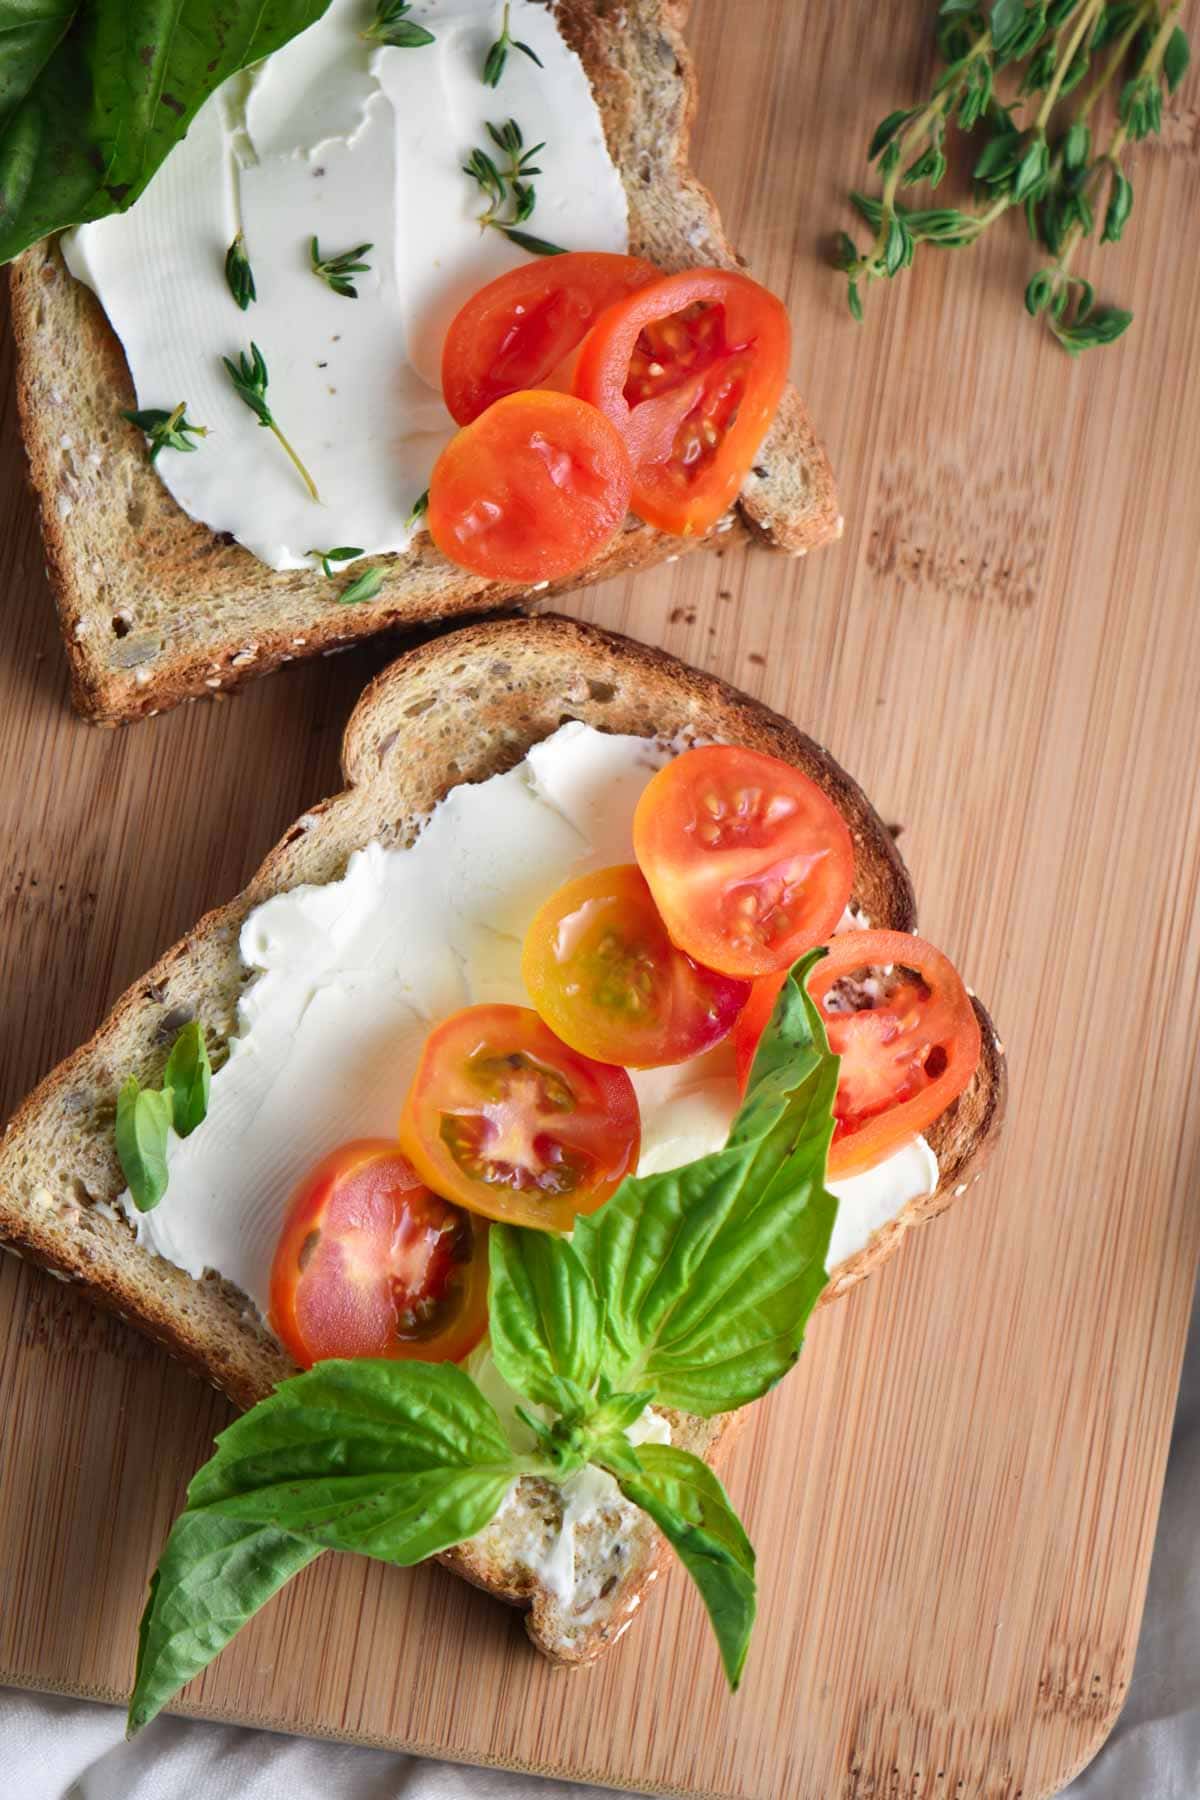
[808,931,982,1177]
[441,252,660,425]
[398,1004,640,1231]
[522,863,750,1069]
[427,389,633,583]
[633,744,854,979]
[268,1139,488,1368]
[573,268,791,536]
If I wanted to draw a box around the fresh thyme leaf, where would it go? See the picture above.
[484,0,544,86]
[406,489,429,528]
[338,566,384,605]
[310,237,374,300]
[1163,24,1190,91]
[308,545,365,579]
[222,343,320,501]
[122,403,207,464]
[1101,167,1133,242]
[500,226,567,256]
[224,232,256,311]
[363,1,435,48]
[464,116,562,250]
[1051,301,1133,352]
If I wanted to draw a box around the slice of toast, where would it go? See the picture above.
[0,613,1005,1667]
[9,0,839,728]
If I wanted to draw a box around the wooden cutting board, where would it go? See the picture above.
[2,3,1199,1795]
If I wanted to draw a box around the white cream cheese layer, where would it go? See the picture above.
[125,723,938,1318]
[62,0,628,569]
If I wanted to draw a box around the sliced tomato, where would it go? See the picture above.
[572,267,790,536]
[731,970,788,1093]
[441,252,660,425]
[807,931,982,1177]
[522,863,750,1069]
[398,1004,639,1232]
[268,1139,488,1369]
[427,389,633,583]
[633,744,854,979]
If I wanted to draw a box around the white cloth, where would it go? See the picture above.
[5,1287,1199,1800]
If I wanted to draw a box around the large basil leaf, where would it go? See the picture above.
[573,952,839,1415]
[0,1,334,265]
[488,1224,603,1415]
[612,1443,756,1691]
[129,1359,519,1732]
[128,1513,320,1735]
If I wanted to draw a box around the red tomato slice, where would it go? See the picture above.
[398,1004,639,1232]
[572,267,791,535]
[268,1139,488,1368]
[731,970,788,1093]
[633,744,855,979]
[808,932,982,1177]
[427,389,633,583]
[441,252,660,425]
[522,863,750,1069]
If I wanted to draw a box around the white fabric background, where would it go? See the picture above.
[3,1285,1197,1800]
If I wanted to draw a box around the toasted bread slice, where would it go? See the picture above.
[0,614,1005,1666]
[9,0,839,727]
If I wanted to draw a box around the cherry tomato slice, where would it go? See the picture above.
[572,267,791,535]
[398,1004,640,1232]
[269,1139,488,1369]
[807,931,982,1177]
[522,863,750,1069]
[731,970,788,1093]
[633,744,854,979]
[427,389,633,583]
[441,252,660,425]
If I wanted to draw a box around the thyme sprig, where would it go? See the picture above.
[222,344,320,501]
[224,232,255,310]
[463,118,565,255]
[363,1,434,48]
[835,0,1191,352]
[122,402,208,463]
[308,545,364,578]
[484,1,543,86]
[310,237,374,299]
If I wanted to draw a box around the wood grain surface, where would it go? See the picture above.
[2,3,1199,1796]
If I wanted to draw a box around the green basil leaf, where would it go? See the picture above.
[488,1225,603,1416]
[573,952,838,1416]
[115,1075,172,1212]
[127,1512,320,1735]
[0,1,335,266]
[613,1444,756,1691]
[162,1020,211,1139]
[187,1359,517,1559]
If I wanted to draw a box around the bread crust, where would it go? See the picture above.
[0,614,1005,1666]
[8,0,839,726]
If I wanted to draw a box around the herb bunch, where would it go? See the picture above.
[464,118,565,256]
[127,955,842,1729]
[835,0,1191,353]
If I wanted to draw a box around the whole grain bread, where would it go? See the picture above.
[9,0,839,728]
[0,614,1005,1666]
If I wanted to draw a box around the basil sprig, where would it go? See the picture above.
[128,953,840,1729]
[0,2,335,267]
[116,1021,211,1212]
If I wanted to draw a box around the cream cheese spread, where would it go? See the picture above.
[61,0,628,569]
[124,723,938,1316]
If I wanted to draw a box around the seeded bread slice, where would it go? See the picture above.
[0,614,1006,1668]
[8,0,839,728]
